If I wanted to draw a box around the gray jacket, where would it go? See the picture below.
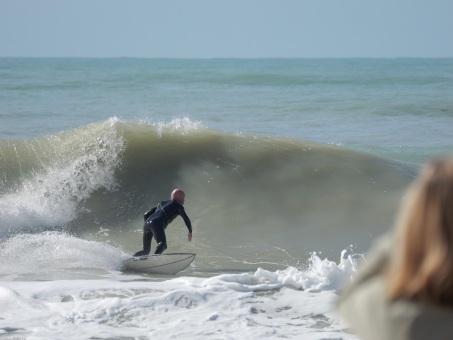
[337,234,453,340]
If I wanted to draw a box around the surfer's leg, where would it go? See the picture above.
[133,222,153,257]
[151,224,167,254]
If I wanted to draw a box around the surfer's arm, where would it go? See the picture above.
[178,207,192,233]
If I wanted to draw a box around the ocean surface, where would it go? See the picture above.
[0,58,452,339]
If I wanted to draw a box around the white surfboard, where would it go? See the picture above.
[124,253,196,275]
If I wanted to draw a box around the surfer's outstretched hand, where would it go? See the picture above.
[188,232,192,242]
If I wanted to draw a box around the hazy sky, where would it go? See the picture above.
[1,0,452,58]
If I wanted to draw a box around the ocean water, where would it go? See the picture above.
[0,58,452,339]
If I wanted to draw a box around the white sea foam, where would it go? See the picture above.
[0,276,352,340]
[0,232,360,339]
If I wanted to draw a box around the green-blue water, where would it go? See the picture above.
[1,58,452,162]
[0,58,452,339]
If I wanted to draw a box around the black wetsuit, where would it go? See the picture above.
[133,199,192,256]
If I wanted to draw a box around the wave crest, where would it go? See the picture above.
[0,119,125,236]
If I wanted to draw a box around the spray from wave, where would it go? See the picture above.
[0,231,126,279]
[0,118,125,236]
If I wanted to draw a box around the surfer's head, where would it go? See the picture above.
[171,188,186,205]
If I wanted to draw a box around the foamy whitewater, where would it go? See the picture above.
[0,58,452,339]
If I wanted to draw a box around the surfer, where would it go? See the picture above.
[133,188,192,256]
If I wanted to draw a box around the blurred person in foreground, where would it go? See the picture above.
[338,157,453,340]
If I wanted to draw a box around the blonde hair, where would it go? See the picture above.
[387,157,453,306]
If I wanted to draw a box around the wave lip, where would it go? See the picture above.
[0,118,125,236]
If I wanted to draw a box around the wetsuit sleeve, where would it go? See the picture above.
[144,206,157,221]
[179,207,192,233]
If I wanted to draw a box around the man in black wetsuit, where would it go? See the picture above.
[133,188,192,256]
